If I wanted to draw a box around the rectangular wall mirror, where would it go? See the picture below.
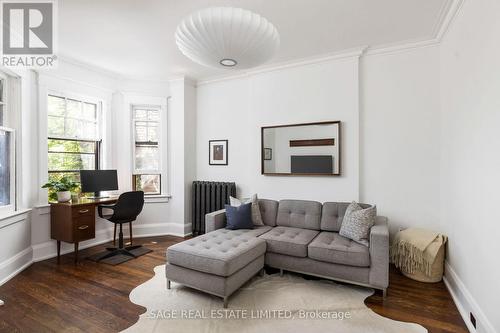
[261,121,341,176]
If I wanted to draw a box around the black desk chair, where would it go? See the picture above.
[97,191,145,261]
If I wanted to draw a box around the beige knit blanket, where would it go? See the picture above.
[391,228,447,276]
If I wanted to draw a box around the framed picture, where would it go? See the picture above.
[264,148,272,160]
[209,140,228,165]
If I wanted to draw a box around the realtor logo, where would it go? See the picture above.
[1,0,57,67]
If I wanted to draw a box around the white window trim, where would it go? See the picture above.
[131,103,165,196]
[125,94,168,199]
[131,104,162,174]
[0,72,8,125]
[0,70,20,218]
[37,73,113,205]
[40,89,105,203]
[0,126,15,217]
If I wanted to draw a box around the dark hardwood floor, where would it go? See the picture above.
[365,266,468,333]
[0,236,467,333]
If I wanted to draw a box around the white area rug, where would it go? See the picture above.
[124,265,426,333]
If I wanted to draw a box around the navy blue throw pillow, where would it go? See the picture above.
[225,203,254,230]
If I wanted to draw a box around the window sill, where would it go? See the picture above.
[0,208,32,229]
[34,204,51,215]
[31,195,170,211]
[144,194,171,203]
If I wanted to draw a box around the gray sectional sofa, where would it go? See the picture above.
[166,199,389,308]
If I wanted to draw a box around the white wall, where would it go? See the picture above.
[360,46,442,236]
[440,1,500,332]
[196,56,361,202]
[0,212,32,284]
[196,47,442,238]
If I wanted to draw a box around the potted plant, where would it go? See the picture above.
[42,177,79,202]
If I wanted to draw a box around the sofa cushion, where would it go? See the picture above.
[230,194,264,226]
[276,200,322,230]
[308,231,370,267]
[225,203,254,230]
[321,202,371,232]
[339,202,377,246]
[167,228,268,277]
[259,226,319,257]
[258,199,279,226]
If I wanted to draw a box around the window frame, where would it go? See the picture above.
[0,72,16,216]
[0,126,15,215]
[46,92,103,185]
[131,104,163,196]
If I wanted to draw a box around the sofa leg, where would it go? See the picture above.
[223,296,228,308]
[166,279,171,290]
[382,288,387,297]
[279,269,284,277]
[259,268,265,277]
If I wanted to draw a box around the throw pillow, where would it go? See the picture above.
[229,194,264,226]
[225,203,254,230]
[339,201,377,246]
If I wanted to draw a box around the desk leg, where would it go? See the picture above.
[74,242,79,264]
[57,241,61,263]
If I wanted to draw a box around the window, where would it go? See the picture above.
[132,106,162,195]
[47,94,101,195]
[0,73,16,214]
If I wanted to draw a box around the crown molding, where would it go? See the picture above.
[197,46,367,86]
[168,76,197,87]
[57,55,123,80]
[198,0,465,85]
[432,0,454,40]
[54,0,464,87]
[362,0,463,57]
[364,37,441,57]
[57,54,174,84]
[37,70,115,94]
[435,0,465,42]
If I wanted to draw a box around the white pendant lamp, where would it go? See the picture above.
[175,7,280,69]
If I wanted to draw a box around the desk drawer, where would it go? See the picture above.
[72,206,94,218]
[74,215,95,241]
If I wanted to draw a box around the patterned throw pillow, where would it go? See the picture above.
[229,194,264,226]
[339,201,377,246]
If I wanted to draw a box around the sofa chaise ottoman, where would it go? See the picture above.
[165,226,271,308]
[166,199,389,308]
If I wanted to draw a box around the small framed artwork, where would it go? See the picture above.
[264,148,272,160]
[209,140,228,165]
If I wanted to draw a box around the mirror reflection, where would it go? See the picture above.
[261,121,341,175]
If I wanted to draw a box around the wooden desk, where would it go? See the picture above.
[50,197,118,263]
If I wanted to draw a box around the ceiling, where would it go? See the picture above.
[59,0,451,81]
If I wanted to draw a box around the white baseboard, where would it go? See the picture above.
[0,247,33,285]
[443,261,497,333]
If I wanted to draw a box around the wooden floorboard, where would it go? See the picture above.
[0,236,467,333]
[365,266,468,333]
